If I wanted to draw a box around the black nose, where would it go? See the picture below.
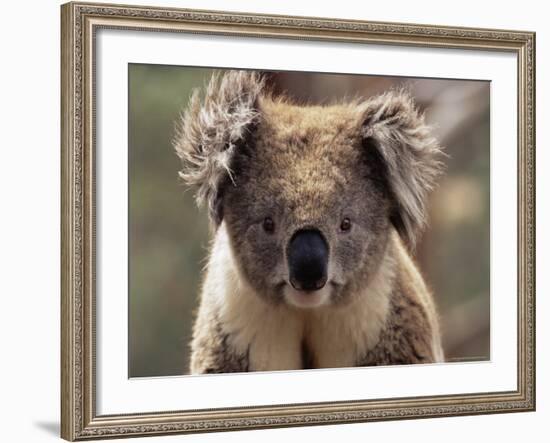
[288,229,328,291]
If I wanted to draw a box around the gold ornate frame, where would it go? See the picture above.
[60,1,536,440]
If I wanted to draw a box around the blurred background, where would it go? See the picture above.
[129,64,490,378]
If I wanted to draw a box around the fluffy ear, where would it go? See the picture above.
[174,70,264,225]
[360,90,444,247]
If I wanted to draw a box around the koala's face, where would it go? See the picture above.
[175,71,442,310]
[223,101,392,308]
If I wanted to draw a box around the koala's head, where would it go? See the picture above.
[175,71,443,309]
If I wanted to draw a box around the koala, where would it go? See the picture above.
[174,70,445,374]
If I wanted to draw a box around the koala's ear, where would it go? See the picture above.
[174,70,264,225]
[360,90,444,247]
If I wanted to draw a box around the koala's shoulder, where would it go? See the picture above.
[359,237,441,365]
[190,306,250,374]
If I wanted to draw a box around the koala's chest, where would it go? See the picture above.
[231,309,362,371]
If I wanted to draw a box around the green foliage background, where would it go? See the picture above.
[129,65,211,377]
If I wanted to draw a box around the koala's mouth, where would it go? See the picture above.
[283,283,332,309]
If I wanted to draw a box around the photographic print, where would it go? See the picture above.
[128,66,490,377]
[61,3,534,439]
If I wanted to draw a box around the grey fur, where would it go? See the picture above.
[196,319,250,374]
[175,71,445,373]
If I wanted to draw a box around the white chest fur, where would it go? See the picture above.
[305,278,391,368]
[218,268,305,371]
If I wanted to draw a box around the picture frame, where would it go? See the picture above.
[60,1,536,440]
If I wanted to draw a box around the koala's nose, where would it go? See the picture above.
[288,229,328,291]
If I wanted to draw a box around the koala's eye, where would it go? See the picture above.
[263,217,275,233]
[340,217,352,232]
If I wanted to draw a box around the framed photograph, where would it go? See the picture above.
[61,1,536,440]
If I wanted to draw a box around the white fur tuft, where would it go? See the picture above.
[361,89,445,247]
[173,71,265,224]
